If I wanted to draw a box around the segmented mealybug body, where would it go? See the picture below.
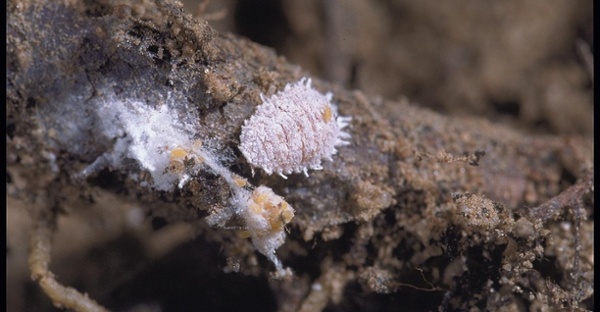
[239,78,351,178]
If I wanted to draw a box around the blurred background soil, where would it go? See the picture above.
[7,0,593,311]
[193,0,593,136]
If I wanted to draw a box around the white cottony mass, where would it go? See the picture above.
[84,94,296,276]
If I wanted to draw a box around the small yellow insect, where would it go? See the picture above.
[246,186,295,235]
[167,143,205,174]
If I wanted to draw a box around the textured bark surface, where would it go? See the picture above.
[7,0,593,311]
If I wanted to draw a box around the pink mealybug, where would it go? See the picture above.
[239,77,351,179]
